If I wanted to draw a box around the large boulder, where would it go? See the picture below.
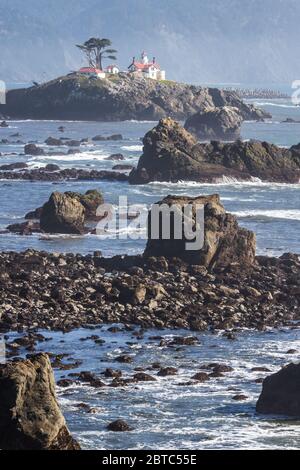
[144,194,256,269]
[64,189,104,220]
[24,143,45,156]
[129,118,300,184]
[256,363,300,416]
[40,191,85,234]
[0,353,80,450]
[184,106,243,141]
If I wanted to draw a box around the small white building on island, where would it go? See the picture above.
[105,64,120,75]
[128,51,166,80]
[78,67,106,79]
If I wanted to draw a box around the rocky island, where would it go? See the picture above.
[4,74,269,122]
[129,118,300,184]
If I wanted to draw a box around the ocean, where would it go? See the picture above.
[0,96,300,449]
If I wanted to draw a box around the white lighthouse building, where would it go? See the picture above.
[128,51,166,80]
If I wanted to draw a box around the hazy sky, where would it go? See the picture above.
[0,0,299,84]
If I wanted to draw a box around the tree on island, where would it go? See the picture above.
[76,38,117,70]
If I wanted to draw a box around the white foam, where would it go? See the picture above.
[121,145,143,152]
[29,150,109,162]
[234,209,300,220]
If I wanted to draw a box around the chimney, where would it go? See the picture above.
[133,56,136,63]
[153,57,156,64]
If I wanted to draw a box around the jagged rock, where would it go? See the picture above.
[92,134,123,141]
[24,143,45,156]
[45,136,63,146]
[5,74,268,121]
[105,153,125,161]
[144,194,256,269]
[44,163,60,172]
[256,363,300,416]
[64,189,103,220]
[107,420,133,432]
[0,353,80,450]
[129,118,300,184]
[0,162,28,171]
[185,106,243,140]
[40,191,85,234]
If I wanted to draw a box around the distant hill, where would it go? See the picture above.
[0,0,299,84]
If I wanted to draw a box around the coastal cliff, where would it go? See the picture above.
[4,74,268,122]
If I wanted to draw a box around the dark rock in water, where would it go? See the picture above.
[105,153,125,161]
[58,126,65,132]
[25,206,43,220]
[133,372,156,382]
[191,372,210,382]
[107,419,133,432]
[129,118,300,184]
[112,164,134,171]
[0,353,80,449]
[4,74,268,122]
[157,367,178,376]
[0,162,28,171]
[232,394,248,401]
[24,143,45,156]
[103,368,122,378]
[0,167,129,182]
[65,139,81,147]
[0,120,9,127]
[92,134,123,142]
[40,191,85,234]
[185,106,243,141]
[44,163,60,172]
[256,363,300,416]
[45,136,63,146]
[144,194,256,269]
[7,220,41,235]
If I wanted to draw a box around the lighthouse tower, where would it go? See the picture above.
[141,51,149,65]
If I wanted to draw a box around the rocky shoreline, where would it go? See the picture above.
[0,249,298,333]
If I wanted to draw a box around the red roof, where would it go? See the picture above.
[79,67,103,74]
[129,61,160,71]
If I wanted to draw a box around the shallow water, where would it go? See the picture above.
[5,325,300,450]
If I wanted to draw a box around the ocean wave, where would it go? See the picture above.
[29,151,109,162]
[254,101,296,108]
[121,145,143,152]
[233,209,300,220]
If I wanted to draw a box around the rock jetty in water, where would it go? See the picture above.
[256,363,300,416]
[129,118,300,184]
[4,74,268,122]
[0,353,80,449]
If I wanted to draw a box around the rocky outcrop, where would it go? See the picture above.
[0,167,129,182]
[0,250,299,332]
[184,106,243,140]
[4,74,268,121]
[0,353,80,450]
[144,194,256,269]
[256,363,300,416]
[24,143,45,156]
[129,118,300,184]
[40,192,86,234]
[8,190,104,235]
